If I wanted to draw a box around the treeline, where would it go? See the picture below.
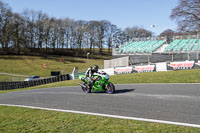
[0,1,151,55]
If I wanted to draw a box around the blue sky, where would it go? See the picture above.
[4,0,178,35]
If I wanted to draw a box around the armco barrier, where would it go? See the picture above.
[0,74,70,90]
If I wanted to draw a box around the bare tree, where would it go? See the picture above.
[124,26,151,41]
[35,11,48,49]
[170,0,200,32]
[159,29,175,37]
[85,21,99,53]
[96,20,110,53]
[0,1,13,50]
[106,24,119,51]
[159,29,175,43]
[22,9,37,50]
[43,17,51,50]
[11,13,25,54]
[1,0,159,56]
[75,20,86,51]
[63,18,73,49]
[113,29,126,47]
[56,19,65,49]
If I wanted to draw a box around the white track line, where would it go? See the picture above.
[0,104,200,128]
[115,83,200,85]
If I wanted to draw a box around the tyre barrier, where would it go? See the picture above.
[0,74,70,90]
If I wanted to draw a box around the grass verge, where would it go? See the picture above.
[110,69,200,84]
[0,55,106,78]
[0,75,25,82]
[0,106,199,133]
[1,68,200,132]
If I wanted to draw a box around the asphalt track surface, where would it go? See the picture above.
[0,84,200,126]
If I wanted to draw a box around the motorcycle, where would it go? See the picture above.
[77,71,115,94]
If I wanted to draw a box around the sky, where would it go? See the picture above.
[4,0,179,35]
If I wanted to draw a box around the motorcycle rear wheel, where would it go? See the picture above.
[81,83,91,93]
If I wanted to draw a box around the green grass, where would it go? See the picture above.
[0,75,12,82]
[0,106,199,133]
[0,55,107,80]
[0,75,25,82]
[110,69,200,84]
[1,56,200,132]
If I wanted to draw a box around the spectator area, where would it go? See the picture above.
[116,39,200,54]
[165,39,200,52]
[117,40,166,54]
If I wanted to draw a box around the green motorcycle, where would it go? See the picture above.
[77,71,115,94]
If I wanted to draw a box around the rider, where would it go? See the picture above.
[84,65,99,87]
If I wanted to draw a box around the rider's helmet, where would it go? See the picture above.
[92,65,99,72]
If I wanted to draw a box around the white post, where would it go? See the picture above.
[87,52,90,67]
[150,25,155,41]
[148,55,150,64]
[198,39,199,60]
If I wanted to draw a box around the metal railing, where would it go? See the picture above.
[0,74,70,90]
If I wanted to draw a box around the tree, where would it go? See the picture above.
[170,0,200,32]
[85,21,99,53]
[11,13,25,54]
[159,29,175,43]
[0,1,12,50]
[106,24,120,51]
[56,18,66,49]
[21,9,37,50]
[159,29,175,36]
[35,11,48,49]
[75,20,86,51]
[43,17,51,50]
[114,29,127,47]
[96,20,110,53]
[124,26,151,41]
[0,0,157,56]
[48,17,58,51]
[63,18,74,49]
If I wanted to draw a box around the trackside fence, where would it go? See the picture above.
[0,74,70,90]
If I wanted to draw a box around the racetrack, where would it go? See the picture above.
[0,84,200,126]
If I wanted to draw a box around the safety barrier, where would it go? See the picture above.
[114,60,200,74]
[0,74,70,90]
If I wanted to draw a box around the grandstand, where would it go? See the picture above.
[165,39,200,52]
[115,38,200,55]
[117,40,166,54]
[112,34,200,65]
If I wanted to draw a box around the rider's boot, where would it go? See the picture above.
[87,80,92,88]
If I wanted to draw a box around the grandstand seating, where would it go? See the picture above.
[117,40,166,54]
[117,38,200,54]
[164,39,200,52]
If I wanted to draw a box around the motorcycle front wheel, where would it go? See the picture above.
[105,83,115,94]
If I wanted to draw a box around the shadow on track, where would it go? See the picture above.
[115,89,135,94]
[92,89,135,94]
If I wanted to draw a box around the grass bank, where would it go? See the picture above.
[0,55,107,80]
[0,106,199,133]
